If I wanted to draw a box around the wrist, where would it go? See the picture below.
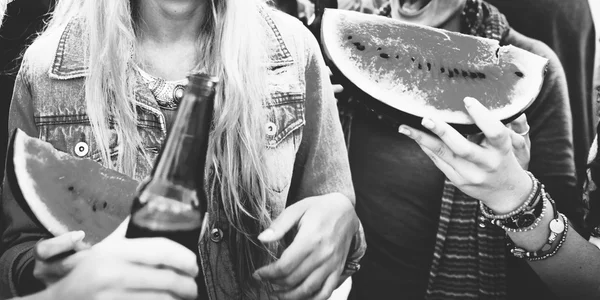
[485,170,533,215]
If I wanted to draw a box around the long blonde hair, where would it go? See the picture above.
[41,0,277,296]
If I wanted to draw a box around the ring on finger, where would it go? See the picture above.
[516,124,530,136]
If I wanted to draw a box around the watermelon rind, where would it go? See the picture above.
[321,9,549,126]
[10,129,139,245]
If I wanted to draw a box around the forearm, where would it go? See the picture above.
[507,204,600,299]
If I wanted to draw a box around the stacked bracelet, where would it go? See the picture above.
[480,171,539,221]
[507,193,568,261]
[480,171,545,232]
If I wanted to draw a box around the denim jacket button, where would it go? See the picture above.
[210,228,223,243]
[266,122,278,136]
[74,142,89,157]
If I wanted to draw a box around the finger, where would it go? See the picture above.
[275,265,333,300]
[267,241,330,288]
[398,125,463,170]
[33,250,88,281]
[419,146,463,183]
[258,201,309,243]
[314,273,341,300]
[105,292,180,300]
[120,264,198,300]
[332,84,344,94]
[509,131,529,152]
[508,114,529,135]
[101,238,199,277]
[253,235,313,282]
[34,231,86,261]
[418,118,486,163]
[463,97,510,149]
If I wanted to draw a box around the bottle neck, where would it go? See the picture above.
[151,80,215,192]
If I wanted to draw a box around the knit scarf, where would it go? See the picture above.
[425,2,511,299]
[368,1,512,299]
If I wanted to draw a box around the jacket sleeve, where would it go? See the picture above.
[286,23,366,276]
[1,60,50,298]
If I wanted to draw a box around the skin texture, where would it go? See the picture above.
[22,232,198,300]
[398,98,600,299]
[254,193,358,300]
[391,0,466,29]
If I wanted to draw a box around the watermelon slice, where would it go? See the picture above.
[321,9,549,126]
[8,129,139,246]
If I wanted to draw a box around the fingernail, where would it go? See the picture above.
[421,118,435,129]
[398,126,411,136]
[258,229,274,241]
[464,97,476,107]
[71,231,85,242]
[252,272,261,281]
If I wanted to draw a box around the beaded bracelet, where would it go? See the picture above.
[527,214,568,262]
[495,193,546,233]
[480,171,539,220]
[507,196,567,262]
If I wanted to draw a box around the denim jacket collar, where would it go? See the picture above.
[47,9,294,136]
[49,19,168,134]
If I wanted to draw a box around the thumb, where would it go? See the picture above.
[258,201,309,243]
[34,231,86,261]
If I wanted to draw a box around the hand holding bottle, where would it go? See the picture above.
[253,193,358,300]
[39,237,199,300]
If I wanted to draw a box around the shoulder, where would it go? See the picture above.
[19,25,66,82]
[262,7,320,66]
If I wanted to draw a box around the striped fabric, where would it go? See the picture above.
[426,181,507,299]
[425,4,510,299]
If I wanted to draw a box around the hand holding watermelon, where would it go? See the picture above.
[398,97,533,214]
[32,231,90,286]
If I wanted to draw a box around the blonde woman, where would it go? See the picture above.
[0,0,365,299]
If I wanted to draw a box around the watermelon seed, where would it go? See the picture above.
[515,71,524,77]
[92,205,96,212]
[347,35,353,39]
[380,53,390,59]
[470,72,478,79]
[418,63,422,70]
[427,63,431,71]
[462,70,468,77]
[477,72,486,79]
[102,202,107,209]
[395,55,399,59]
[440,67,445,73]
[495,48,500,58]
[411,57,416,62]
[449,72,454,78]
[377,47,382,51]
[454,68,459,74]
[68,186,74,191]
[357,45,365,51]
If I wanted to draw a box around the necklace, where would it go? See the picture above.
[137,67,187,110]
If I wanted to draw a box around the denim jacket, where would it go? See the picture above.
[0,8,366,299]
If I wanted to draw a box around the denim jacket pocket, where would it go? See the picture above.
[36,115,117,162]
[263,90,305,194]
